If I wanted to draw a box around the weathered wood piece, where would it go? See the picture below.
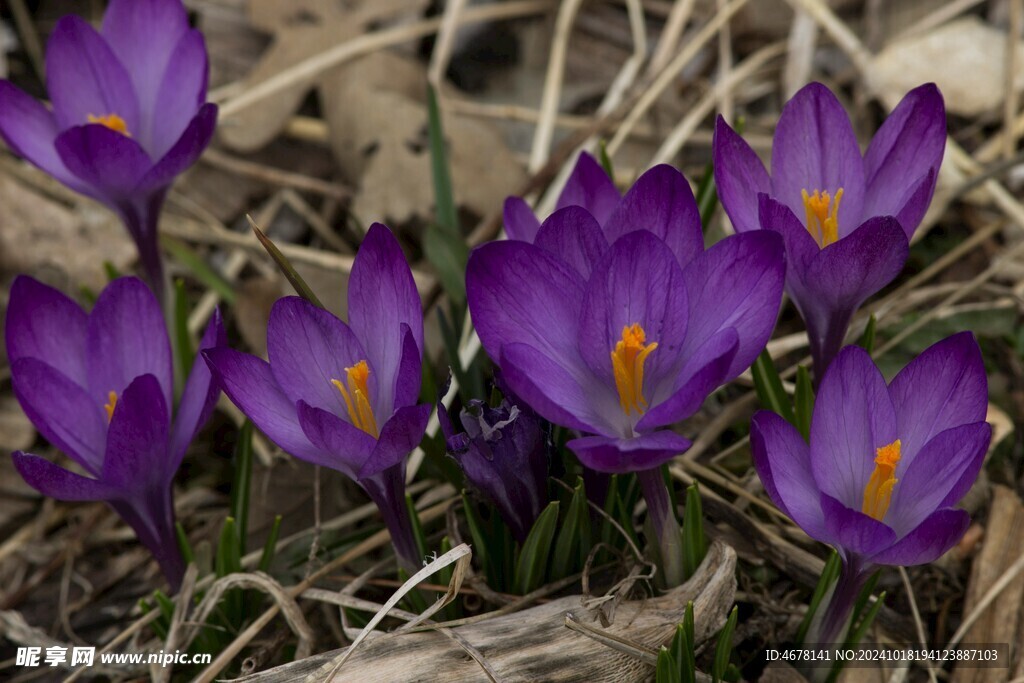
[953,485,1024,683]
[230,541,737,682]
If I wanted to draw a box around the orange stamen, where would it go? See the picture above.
[331,361,379,437]
[610,323,658,416]
[103,391,118,423]
[862,439,901,521]
[87,113,131,137]
[801,188,843,248]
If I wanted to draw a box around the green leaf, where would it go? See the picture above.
[248,216,324,309]
[598,140,615,178]
[172,279,195,382]
[793,365,814,442]
[795,549,839,645]
[712,606,739,683]
[103,261,122,282]
[229,422,253,551]
[258,515,282,573]
[670,602,697,683]
[846,590,885,647]
[695,162,718,227]
[161,235,237,305]
[514,501,559,594]
[427,84,458,236]
[424,226,469,305]
[656,647,681,683]
[175,522,195,567]
[215,517,241,578]
[847,570,881,636]
[752,349,795,423]
[681,483,707,580]
[405,494,428,563]
[551,477,588,579]
[859,314,877,354]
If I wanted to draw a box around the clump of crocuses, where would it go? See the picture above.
[440,397,549,543]
[714,83,946,378]
[204,225,430,571]
[751,333,989,642]
[0,0,217,298]
[8,276,225,591]
[470,165,786,586]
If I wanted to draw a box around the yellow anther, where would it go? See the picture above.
[331,360,379,438]
[87,113,131,137]
[862,439,901,521]
[103,391,118,423]
[610,323,658,416]
[801,188,843,248]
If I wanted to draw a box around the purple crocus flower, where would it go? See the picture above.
[8,276,225,591]
[203,225,430,571]
[439,398,548,543]
[0,0,217,297]
[751,333,989,642]
[713,83,946,376]
[503,151,620,242]
[468,175,786,584]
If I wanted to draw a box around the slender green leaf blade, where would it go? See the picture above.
[229,422,253,550]
[859,314,877,354]
[248,216,324,309]
[656,647,681,683]
[551,477,587,579]
[514,501,559,594]
[796,549,840,645]
[681,483,707,580]
[258,515,283,573]
[161,235,237,304]
[794,365,814,442]
[712,606,739,683]
[427,84,458,236]
[752,349,795,423]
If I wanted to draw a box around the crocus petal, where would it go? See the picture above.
[5,276,89,385]
[801,216,908,348]
[555,151,621,224]
[679,230,785,380]
[136,103,218,194]
[101,0,194,155]
[821,494,896,557]
[45,16,141,133]
[168,309,226,469]
[348,224,424,416]
[55,125,154,203]
[503,196,541,242]
[862,84,945,236]
[713,116,771,234]
[12,452,117,501]
[637,328,737,430]
[266,296,370,417]
[102,374,169,491]
[359,404,432,479]
[602,165,704,269]
[891,169,937,241]
[888,331,988,466]
[750,411,828,540]
[757,194,819,278]
[810,346,898,508]
[295,401,377,479]
[11,358,106,475]
[577,231,689,393]
[86,277,173,413]
[568,430,692,474]
[886,422,990,536]
[533,206,609,279]
[868,508,969,566]
[147,29,208,158]
[202,347,325,464]
[391,324,422,411]
[0,81,85,192]
[501,342,609,435]
[467,239,585,371]
[770,83,865,233]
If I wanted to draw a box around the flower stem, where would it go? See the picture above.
[806,308,854,385]
[637,467,685,588]
[810,556,868,645]
[361,466,422,574]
